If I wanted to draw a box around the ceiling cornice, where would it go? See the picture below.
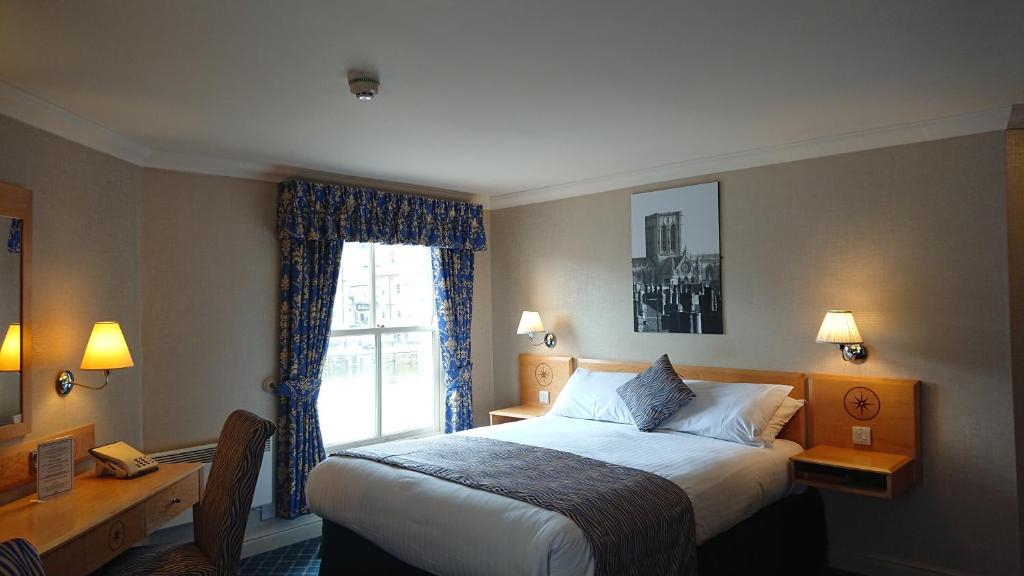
[0,78,1007,212]
[489,106,1012,210]
[0,79,153,165]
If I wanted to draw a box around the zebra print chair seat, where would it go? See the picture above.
[0,538,45,576]
[95,410,275,576]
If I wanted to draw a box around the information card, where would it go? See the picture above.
[36,436,74,500]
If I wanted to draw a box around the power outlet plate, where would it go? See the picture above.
[539,390,550,405]
[852,426,872,446]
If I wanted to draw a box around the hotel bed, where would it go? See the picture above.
[307,357,828,575]
[309,416,809,575]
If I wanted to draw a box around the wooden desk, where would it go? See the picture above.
[0,463,202,576]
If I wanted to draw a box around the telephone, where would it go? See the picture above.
[89,441,160,478]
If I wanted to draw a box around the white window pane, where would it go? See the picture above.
[333,242,373,330]
[381,331,436,435]
[319,335,376,445]
[374,244,434,328]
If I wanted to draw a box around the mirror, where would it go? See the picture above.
[0,182,30,441]
[0,216,19,422]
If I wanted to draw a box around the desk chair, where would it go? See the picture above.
[96,410,275,576]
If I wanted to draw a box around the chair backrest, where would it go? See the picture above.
[194,410,275,575]
[0,538,44,576]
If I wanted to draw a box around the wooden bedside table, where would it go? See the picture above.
[791,445,915,499]
[489,404,550,425]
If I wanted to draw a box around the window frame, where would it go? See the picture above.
[320,242,442,453]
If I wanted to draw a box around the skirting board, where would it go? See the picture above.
[830,546,978,576]
[239,515,322,559]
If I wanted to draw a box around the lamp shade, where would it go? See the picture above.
[516,311,545,335]
[80,321,134,370]
[0,323,20,372]
[816,310,863,344]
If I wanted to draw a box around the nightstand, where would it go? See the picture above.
[488,404,550,425]
[791,445,915,499]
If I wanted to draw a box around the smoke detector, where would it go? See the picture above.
[348,73,380,101]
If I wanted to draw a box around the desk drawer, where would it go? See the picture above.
[146,469,200,529]
[42,504,147,576]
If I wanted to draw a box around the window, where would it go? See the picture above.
[318,242,440,448]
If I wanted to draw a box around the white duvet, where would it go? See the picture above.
[306,415,802,576]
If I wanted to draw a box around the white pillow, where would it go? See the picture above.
[656,381,793,447]
[548,368,638,425]
[759,396,805,446]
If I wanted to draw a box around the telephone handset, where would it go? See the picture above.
[89,441,160,478]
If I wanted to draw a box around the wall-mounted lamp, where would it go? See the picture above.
[816,310,867,363]
[517,311,556,348]
[56,321,134,396]
[0,323,20,372]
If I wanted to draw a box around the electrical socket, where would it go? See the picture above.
[539,390,550,405]
[852,426,872,446]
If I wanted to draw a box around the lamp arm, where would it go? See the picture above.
[528,331,557,349]
[56,369,111,395]
[72,374,112,391]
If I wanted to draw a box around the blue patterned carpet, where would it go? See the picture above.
[239,537,321,575]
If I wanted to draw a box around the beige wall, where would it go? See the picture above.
[490,131,1018,575]
[0,114,142,449]
[138,169,279,451]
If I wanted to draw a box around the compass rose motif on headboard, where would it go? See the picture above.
[534,363,553,386]
[843,386,881,420]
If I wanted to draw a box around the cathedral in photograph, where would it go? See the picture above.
[631,210,723,334]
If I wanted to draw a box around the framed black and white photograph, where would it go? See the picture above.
[631,181,722,334]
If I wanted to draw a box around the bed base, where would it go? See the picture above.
[317,487,826,575]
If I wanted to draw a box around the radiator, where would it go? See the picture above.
[150,438,273,528]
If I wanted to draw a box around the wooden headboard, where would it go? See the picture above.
[517,355,922,458]
[576,358,809,447]
[519,354,576,408]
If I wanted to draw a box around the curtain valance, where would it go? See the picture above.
[279,179,486,251]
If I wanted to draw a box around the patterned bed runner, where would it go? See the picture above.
[335,435,696,576]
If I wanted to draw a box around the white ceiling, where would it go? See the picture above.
[1,1,1022,207]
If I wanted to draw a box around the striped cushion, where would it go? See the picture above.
[0,538,44,576]
[616,354,696,432]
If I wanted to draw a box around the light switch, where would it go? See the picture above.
[852,426,872,446]
[539,390,550,405]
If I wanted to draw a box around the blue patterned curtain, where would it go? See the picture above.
[432,248,476,432]
[275,183,344,519]
[6,219,21,253]
[275,179,485,518]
